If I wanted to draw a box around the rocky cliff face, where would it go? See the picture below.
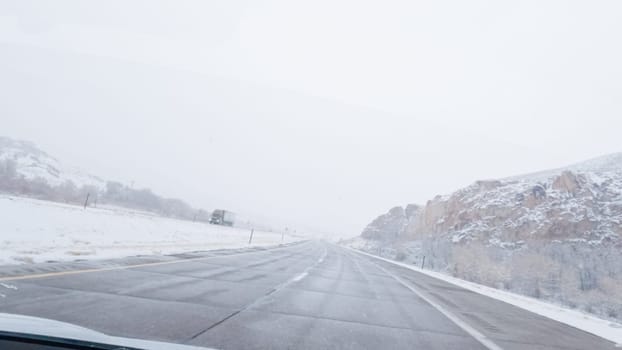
[361,204,419,241]
[353,153,622,321]
[403,157,622,247]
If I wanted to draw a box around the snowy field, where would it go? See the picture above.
[346,246,622,346]
[0,195,302,265]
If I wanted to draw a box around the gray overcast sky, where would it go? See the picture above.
[1,0,621,236]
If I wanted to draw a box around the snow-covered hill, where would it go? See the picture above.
[348,152,622,321]
[0,136,212,222]
[0,195,299,265]
[0,137,105,190]
[0,137,302,265]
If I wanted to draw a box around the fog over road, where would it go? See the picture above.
[0,241,616,349]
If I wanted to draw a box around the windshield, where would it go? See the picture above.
[1,1,621,350]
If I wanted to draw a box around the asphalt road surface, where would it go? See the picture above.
[0,241,617,349]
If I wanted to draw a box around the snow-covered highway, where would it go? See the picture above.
[0,241,617,349]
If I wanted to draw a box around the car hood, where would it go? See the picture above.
[0,313,214,350]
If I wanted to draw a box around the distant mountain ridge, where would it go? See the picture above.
[0,137,106,189]
[352,152,622,321]
[0,136,210,222]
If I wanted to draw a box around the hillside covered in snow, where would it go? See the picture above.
[0,137,302,266]
[0,195,299,265]
[0,137,106,189]
[347,153,622,321]
[0,136,210,222]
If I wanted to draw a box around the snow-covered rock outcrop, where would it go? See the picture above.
[403,154,622,247]
[361,204,419,241]
[352,153,622,321]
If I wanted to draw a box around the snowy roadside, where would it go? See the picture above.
[344,246,622,346]
[0,195,302,266]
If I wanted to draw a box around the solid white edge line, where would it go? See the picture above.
[345,245,622,347]
[345,248,503,350]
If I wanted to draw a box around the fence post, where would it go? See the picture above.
[83,193,90,209]
[248,229,254,245]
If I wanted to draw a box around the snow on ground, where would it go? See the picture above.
[346,246,622,346]
[0,195,302,265]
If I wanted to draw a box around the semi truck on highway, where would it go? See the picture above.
[209,209,235,226]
